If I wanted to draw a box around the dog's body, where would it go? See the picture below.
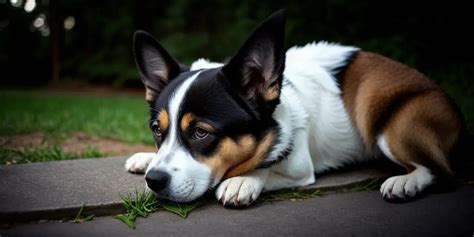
[126,10,463,206]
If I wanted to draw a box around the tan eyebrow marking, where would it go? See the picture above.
[180,113,194,132]
[158,109,169,131]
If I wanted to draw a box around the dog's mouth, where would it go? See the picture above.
[147,177,214,203]
[152,188,215,205]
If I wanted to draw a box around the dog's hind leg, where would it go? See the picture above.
[378,132,440,200]
[125,152,155,174]
[377,91,462,201]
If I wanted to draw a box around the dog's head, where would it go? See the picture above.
[133,10,286,202]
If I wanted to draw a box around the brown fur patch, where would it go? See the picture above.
[222,131,275,179]
[383,90,461,174]
[200,135,257,180]
[180,113,194,132]
[264,85,280,101]
[145,88,157,103]
[340,51,438,148]
[158,109,169,131]
[199,130,276,181]
[340,51,462,175]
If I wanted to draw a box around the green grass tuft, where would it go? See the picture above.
[115,191,157,229]
[351,178,382,192]
[115,190,202,229]
[159,201,201,218]
[0,146,103,164]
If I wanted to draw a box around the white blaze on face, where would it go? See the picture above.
[145,71,212,202]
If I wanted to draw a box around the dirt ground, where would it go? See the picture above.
[0,132,155,156]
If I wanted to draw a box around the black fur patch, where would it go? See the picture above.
[334,51,359,90]
[258,141,294,169]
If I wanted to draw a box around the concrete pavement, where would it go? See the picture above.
[0,157,397,223]
[0,157,144,222]
[3,185,473,237]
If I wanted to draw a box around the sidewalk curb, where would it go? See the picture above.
[0,157,398,223]
[1,202,124,224]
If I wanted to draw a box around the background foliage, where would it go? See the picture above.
[0,0,473,131]
[1,0,472,85]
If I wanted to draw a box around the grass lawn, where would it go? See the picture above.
[0,90,153,163]
[0,90,152,144]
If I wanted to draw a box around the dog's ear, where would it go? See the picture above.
[222,10,286,112]
[133,31,187,103]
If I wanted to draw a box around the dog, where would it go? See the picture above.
[125,10,464,206]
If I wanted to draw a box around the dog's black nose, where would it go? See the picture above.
[145,170,170,192]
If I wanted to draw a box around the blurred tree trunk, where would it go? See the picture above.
[49,0,62,84]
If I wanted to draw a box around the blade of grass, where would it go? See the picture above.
[71,203,95,223]
[261,188,323,202]
[159,201,201,218]
[73,203,86,222]
[115,214,137,229]
[351,178,382,192]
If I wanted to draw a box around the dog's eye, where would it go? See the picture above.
[151,122,161,137]
[153,126,162,137]
[192,127,209,139]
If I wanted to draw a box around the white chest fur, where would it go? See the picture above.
[274,42,370,173]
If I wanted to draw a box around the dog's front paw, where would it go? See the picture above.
[125,152,154,174]
[215,176,264,207]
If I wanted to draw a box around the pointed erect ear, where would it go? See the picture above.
[133,30,187,103]
[222,10,286,105]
